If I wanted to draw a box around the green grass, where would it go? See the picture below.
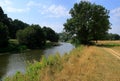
[0,39,27,53]
[9,39,19,45]
[4,41,120,81]
[96,40,120,47]
[96,43,120,47]
[4,46,83,81]
[4,53,64,81]
[0,39,59,53]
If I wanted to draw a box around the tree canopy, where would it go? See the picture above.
[42,26,59,42]
[10,19,29,38]
[64,1,111,44]
[0,6,59,49]
[16,25,46,49]
[0,7,10,47]
[106,33,120,40]
[59,32,72,42]
[0,22,9,48]
[0,6,13,38]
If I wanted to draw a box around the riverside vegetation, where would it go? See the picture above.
[1,1,120,81]
[4,41,120,81]
[0,39,59,53]
[0,6,59,53]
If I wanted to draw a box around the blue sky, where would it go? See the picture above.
[0,0,120,34]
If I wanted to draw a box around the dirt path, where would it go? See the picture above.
[103,47,120,60]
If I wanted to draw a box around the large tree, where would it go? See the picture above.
[106,33,120,40]
[16,24,46,49]
[0,7,10,47]
[42,26,59,42]
[10,19,29,38]
[0,6,12,38]
[0,22,9,48]
[0,7,29,39]
[64,1,110,44]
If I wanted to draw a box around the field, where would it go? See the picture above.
[5,41,120,81]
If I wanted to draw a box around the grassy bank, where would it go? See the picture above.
[4,41,120,81]
[0,39,27,53]
[96,40,120,47]
[0,39,59,53]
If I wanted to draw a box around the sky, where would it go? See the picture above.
[0,0,120,34]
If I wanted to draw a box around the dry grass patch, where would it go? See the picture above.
[97,40,120,44]
[5,45,120,81]
[111,47,120,54]
[44,46,120,81]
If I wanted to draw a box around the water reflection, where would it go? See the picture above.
[44,43,75,57]
[5,54,26,77]
[0,43,74,80]
[0,54,9,80]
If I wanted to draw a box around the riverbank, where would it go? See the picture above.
[0,43,74,80]
[4,41,120,81]
[0,39,60,53]
[0,39,26,53]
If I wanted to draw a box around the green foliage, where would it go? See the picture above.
[64,1,110,44]
[0,7,11,27]
[106,33,120,40]
[0,6,59,51]
[4,46,84,81]
[42,26,59,42]
[0,39,27,53]
[59,32,72,42]
[16,24,46,49]
[5,54,63,81]
[0,22,9,48]
[0,6,29,39]
[0,6,10,48]
[0,6,13,38]
[97,43,120,48]
[10,19,29,38]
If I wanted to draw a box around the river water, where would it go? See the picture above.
[0,43,74,80]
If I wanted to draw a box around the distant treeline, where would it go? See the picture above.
[105,33,120,40]
[59,32,120,42]
[0,6,59,49]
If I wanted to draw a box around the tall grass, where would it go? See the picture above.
[4,46,83,81]
[96,40,120,47]
[4,43,120,81]
[4,50,75,81]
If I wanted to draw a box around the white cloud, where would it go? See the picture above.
[111,7,120,17]
[110,7,120,34]
[4,0,13,6]
[0,0,12,6]
[41,4,69,18]
[40,22,64,33]
[0,0,30,13]
[26,1,69,18]
[6,7,30,13]
[27,1,41,7]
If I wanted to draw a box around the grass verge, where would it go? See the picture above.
[4,42,120,81]
[0,39,27,53]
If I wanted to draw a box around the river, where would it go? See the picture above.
[0,43,74,80]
